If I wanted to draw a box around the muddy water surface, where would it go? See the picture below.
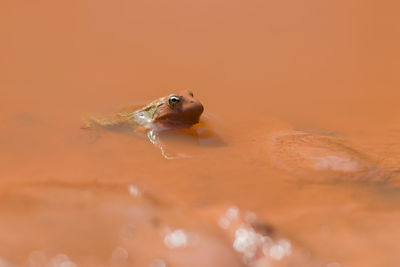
[1,1,400,266]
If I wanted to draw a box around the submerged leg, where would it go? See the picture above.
[147,130,190,160]
[81,116,121,143]
[147,130,172,159]
[82,116,121,129]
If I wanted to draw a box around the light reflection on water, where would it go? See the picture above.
[163,230,188,249]
[27,252,77,267]
[218,205,293,265]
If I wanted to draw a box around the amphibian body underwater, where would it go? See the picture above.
[83,90,204,159]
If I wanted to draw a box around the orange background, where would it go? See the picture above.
[1,1,400,266]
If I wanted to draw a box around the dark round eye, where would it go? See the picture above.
[187,90,194,97]
[167,94,180,107]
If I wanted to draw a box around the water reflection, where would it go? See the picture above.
[267,239,292,260]
[218,206,292,266]
[27,252,77,267]
[0,182,320,267]
[128,185,141,197]
[163,229,188,249]
[218,206,239,229]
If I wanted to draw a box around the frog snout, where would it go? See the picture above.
[185,102,204,120]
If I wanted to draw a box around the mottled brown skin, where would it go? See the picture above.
[142,90,204,128]
[84,90,204,131]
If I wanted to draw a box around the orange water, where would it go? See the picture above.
[1,1,400,266]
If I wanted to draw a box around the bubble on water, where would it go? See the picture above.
[218,206,239,229]
[230,219,292,264]
[269,245,285,260]
[128,185,141,197]
[261,236,274,254]
[233,226,262,262]
[268,239,292,260]
[149,258,167,267]
[226,206,239,220]
[278,239,291,252]
[163,229,188,249]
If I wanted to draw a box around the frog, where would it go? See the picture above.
[82,90,204,159]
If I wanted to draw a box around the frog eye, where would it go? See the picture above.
[167,94,180,107]
[187,90,194,97]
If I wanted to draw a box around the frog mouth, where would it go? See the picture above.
[158,117,201,127]
[180,106,204,125]
[156,112,203,129]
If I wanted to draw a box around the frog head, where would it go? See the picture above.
[152,90,204,127]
